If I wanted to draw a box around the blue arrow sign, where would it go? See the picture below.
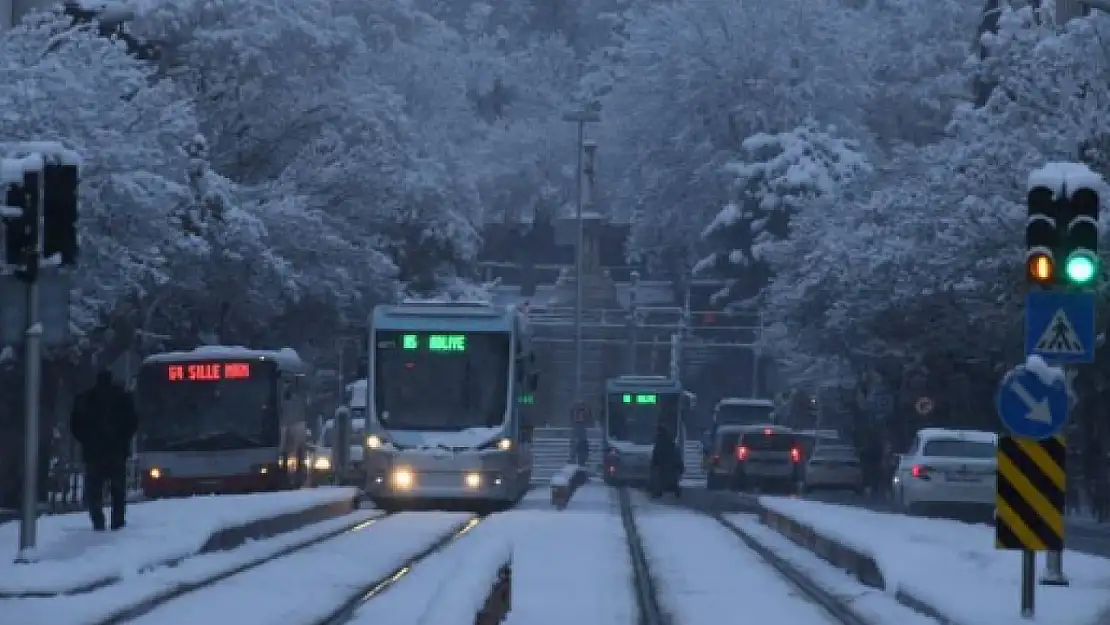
[1025,291,1095,364]
[996,365,1070,440]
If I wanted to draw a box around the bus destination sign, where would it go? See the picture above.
[167,362,252,382]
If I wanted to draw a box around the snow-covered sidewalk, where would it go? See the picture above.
[0,487,359,596]
[760,497,1110,625]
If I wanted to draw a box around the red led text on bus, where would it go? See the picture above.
[167,362,251,381]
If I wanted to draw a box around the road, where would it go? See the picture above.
[662,485,1110,559]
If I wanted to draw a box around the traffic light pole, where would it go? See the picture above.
[18,170,44,556]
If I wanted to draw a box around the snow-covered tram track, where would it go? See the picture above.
[618,488,671,625]
[708,513,872,625]
[631,490,865,625]
[101,511,483,625]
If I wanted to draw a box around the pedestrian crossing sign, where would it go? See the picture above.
[1025,291,1095,364]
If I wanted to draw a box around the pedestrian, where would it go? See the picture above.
[649,423,683,498]
[71,370,137,531]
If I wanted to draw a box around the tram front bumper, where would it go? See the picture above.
[366,467,511,499]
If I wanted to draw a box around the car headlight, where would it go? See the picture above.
[391,468,414,489]
[464,472,482,489]
[366,435,383,449]
[496,438,512,451]
[148,467,162,479]
[313,456,331,471]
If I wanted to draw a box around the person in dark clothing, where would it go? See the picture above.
[71,371,137,531]
[858,438,883,500]
[649,424,683,498]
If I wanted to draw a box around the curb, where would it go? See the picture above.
[756,503,970,625]
[2,494,358,598]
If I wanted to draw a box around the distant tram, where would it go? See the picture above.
[601,375,691,486]
[135,346,312,497]
[362,301,538,511]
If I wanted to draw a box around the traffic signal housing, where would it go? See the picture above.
[43,163,79,266]
[1026,185,1058,286]
[1062,186,1099,288]
[3,170,41,282]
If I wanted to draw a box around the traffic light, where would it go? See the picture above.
[1061,187,1099,288]
[3,171,40,282]
[43,163,79,266]
[1026,185,1058,286]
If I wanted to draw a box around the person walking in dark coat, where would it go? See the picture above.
[649,424,683,498]
[71,371,137,531]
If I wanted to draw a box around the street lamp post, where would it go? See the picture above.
[561,109,600,412]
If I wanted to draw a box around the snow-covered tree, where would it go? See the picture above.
[694,123,869,307]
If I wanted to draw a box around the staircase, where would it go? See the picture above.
[682,439,706,484]
[531,427,603,483]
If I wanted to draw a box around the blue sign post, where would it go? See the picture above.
[996,365,1070,440]
[1025,291,1096,364]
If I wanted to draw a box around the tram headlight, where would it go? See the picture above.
[148,467,162,480]
[391,468,414,490]
[366,435,383,449]
[464,472,482,489]
[496,438,512,451]
[313,456,331,471]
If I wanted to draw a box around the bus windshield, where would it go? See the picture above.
[715,402,774,426]
[607,392,679,445]
[136,359,279,452]
[374,331,509,431]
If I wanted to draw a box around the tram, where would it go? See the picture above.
[601,375,690,486]
[362,301,538,510]
[135,346,312,497]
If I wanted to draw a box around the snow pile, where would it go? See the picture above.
[0,487,359,595]
[759,497,1110,625]
[1028,162,1105,196]
[3,510,383,625]
[1025,354,1066,386]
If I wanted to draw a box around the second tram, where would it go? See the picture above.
[601,375,690,486]
[362,301,538,510]
[135,346,312,497]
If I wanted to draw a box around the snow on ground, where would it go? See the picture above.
[0,487,359,595]
[761,497,1110,625]
[3,510,383,625]
[504,487,634,625]
[725,514,937,625]
[125,512,473,625]
[630,495,834,625]
[350,513,513,625]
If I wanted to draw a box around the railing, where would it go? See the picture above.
[527,306,758,329]
[45,458,143,513]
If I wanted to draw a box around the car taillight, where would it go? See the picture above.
[790,447,801,463]
[911,464,933,479]
[735,446,749,461]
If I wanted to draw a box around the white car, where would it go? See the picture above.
[891,428,997,520]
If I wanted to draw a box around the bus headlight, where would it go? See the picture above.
[464,472,482,489]
[366,435,383,449]
[496,438,512,451]
[148,467,162,480]
[391,468,414,490]
[313,456,331,471]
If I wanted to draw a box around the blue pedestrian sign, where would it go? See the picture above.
[1025,291,1095,364]
[996,366,1070,440]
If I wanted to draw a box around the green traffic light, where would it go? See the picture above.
[1064,252,1098,285]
